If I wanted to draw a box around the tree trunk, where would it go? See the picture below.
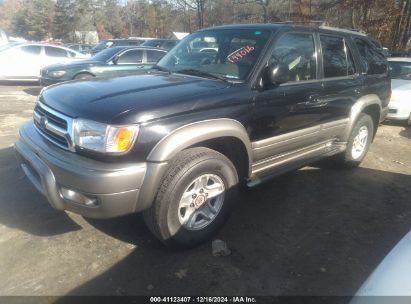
[402,0,411,48]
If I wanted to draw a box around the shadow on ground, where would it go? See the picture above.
[23,87,42,96]
[0,147,81,236]
[399,126,411,139]
[53,165,411,297]
[0,81,39,86]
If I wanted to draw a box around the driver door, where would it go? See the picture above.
[251,31,324,161]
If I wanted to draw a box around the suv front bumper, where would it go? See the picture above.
[15,121,147,219]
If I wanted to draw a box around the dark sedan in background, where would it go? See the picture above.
[65,43,94,54]
[40,46,167,85]
[89,38,147,55]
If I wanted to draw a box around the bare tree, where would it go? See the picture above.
[175,0,207,29]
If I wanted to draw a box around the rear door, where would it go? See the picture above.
[352,37,390,109]
[316,33,363,141]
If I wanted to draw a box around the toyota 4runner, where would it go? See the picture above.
[15,23,390,247]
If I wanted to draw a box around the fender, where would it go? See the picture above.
[342,94,382,141]
[134,119,254,212]
[147,118,254,174]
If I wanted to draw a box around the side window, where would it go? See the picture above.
[117,50,143,64]
[320,35,356,78]
[20,45,41,56]
[45,47,68,58]
[146,50,166,63]
[354,38,387,75]
[163,41,176,49]
[270,33,317,82]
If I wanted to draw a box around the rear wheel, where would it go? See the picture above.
[335,113,374,168]
[143,147,239,248]
[74,73,94,80]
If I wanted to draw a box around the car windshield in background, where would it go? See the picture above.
[90,47,123,62]
[141,40,163,47]
[156,29,271,81]
[389,61,411,80]
[0,42,20,52]
[91,40,114,52]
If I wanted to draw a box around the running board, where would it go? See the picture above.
[247,140,346,187]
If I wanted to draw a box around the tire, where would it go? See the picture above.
[74,73,94,80]
[143,147,239,248]
[335,113,374,168]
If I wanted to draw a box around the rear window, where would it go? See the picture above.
[320,35,355,78]
[354,38,387,75]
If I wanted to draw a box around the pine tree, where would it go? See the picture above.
[53,0,76,41]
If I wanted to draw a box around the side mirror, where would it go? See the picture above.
[268,63,290,85]
[263,63,290,87]
[112,56,119,65]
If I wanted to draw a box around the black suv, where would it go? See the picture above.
[16,24,390,247]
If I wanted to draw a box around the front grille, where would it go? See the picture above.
[388,108,398,114]
[33,102,74,151]
[34,104,67,129]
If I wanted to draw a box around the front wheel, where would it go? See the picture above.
[143,147,239,248]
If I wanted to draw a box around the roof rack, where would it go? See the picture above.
[272,21,368,36]
[319,25,367,36]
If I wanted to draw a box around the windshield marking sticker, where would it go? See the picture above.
[227,45,255,63]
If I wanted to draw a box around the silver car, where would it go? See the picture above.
[387,57,411,125]
[0,43,87,82]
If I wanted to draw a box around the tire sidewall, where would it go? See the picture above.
[159,155,238,247]
[345,114,374,163]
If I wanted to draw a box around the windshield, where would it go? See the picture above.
[389,61,411,80]
[156,29,272,81]
[90,47,123,62]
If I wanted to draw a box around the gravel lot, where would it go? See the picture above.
[0,82,410,297]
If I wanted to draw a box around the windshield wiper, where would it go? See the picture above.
[175,69,228,82]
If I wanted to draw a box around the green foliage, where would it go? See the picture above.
[11,0,53,40]
[4,0,411,49]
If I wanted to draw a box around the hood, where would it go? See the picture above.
[41,73,230,124]
[43,60,103,71]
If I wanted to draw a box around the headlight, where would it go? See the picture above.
[73,119,139,154]
[50,70,66,78]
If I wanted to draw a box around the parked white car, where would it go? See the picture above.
[0,29,8,45]
[0,43,87,81]
[387,57,411,125]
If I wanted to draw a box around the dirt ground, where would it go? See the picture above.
[0,82,410,298]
